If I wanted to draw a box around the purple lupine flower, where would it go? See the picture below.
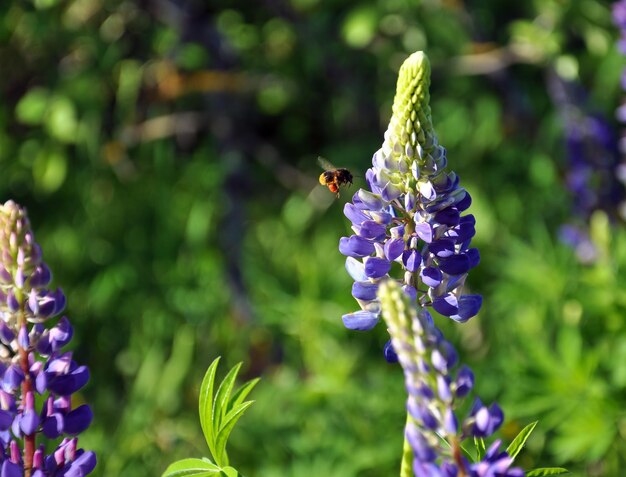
[0,201,95,476]
[340,52,482,337]
[611,1,626,221]
[379,279,524,476]
[547,67,625,262]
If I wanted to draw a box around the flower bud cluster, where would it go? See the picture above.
[0,201,95,476]
[379,280,523,477]
[340,52,481,336]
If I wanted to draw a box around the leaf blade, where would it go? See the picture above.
[199,357,221,458]
[507,421,538,460]
[526,467,570,476]
[215,400,256,466]
[227,378,260,414]
[161,458,223,477]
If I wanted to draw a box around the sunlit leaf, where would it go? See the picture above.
[161,458,222,477]
[526,468,570,476]
[199,358,221,456]
[506,421,537,460]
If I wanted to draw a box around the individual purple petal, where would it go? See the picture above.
[343,203,368,225]
[64,405,93,435]
[402,250,421,272]
[0,410,12,431]
[357,189,383,210]
[49,317,73,350]
[409,401,438,430]
[455,365,474,397]
[0,322,15,346]
[404,191,416,211]
[473,403,504,437]
[414,222,433,243]
[443,408,458,435]
[420,267,442,288]
[339,236,375,258]
[402,285,417,301]
[6,291,19,313]
[384,238,405,261]
[451,295,482,323]
[467,248,480,268]
[66,450,97,477]
[351,281,379,301]
[2,366,24,392]
[369,210,392,224]
[46,365,90,395]
[456,191,472,211]
[29,264,52,288]
[383,340,398,363]
[358,220,387,241]
[438,254,470,275]
[434,207,460,226]
[19,409,39,435]
[18,326,29,349]
[364,257,391,278]
[42,414,64,439]
[0,267,10,285]
[342,311,379,331]
[428,239,455,258]
[1,461,21,477]
[345,257,367,282]
[381,182,403,201]
[432,293,458,317]
[417,181,436,201]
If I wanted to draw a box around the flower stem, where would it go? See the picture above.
[400,415,413,477]
[18,300,33,477]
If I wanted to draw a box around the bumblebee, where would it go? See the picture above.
[318,157,353,198]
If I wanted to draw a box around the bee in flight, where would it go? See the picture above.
[318,157,353,198]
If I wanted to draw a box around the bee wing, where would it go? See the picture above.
[317,156,337,171]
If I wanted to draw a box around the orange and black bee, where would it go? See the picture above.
[318,157,353,198]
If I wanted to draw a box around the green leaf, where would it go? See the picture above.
[215,400,255,466]
[474,436,486,462]
[213,362,243,436]
[199,358,221,457]
[161,458,223,477]
[227,377,260,414]
[16,88,50,125]
[221,467,243,477]
[506,421,538,460]
[526,468,570,476]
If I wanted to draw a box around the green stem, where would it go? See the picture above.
[400,415,413,477]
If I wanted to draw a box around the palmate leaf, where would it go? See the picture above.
[196,357,259,468]
[161,458,244,477]
[526,468,569,476]
[212,362,243,438]
[215,400,256,465]
[506,421,538,460]
[226,377,260,414]
[199,358,222,460]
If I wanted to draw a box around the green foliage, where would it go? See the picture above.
[1,0,624,476]
[507,421,538,460]
[526,469,570,477]
[164,358,258,477]
[162,458,241,477]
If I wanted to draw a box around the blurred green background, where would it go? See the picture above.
[1,0,626,475]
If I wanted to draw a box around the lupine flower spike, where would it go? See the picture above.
[0,201,95,477]
[379,280,524,477]
[340,51,481,345]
